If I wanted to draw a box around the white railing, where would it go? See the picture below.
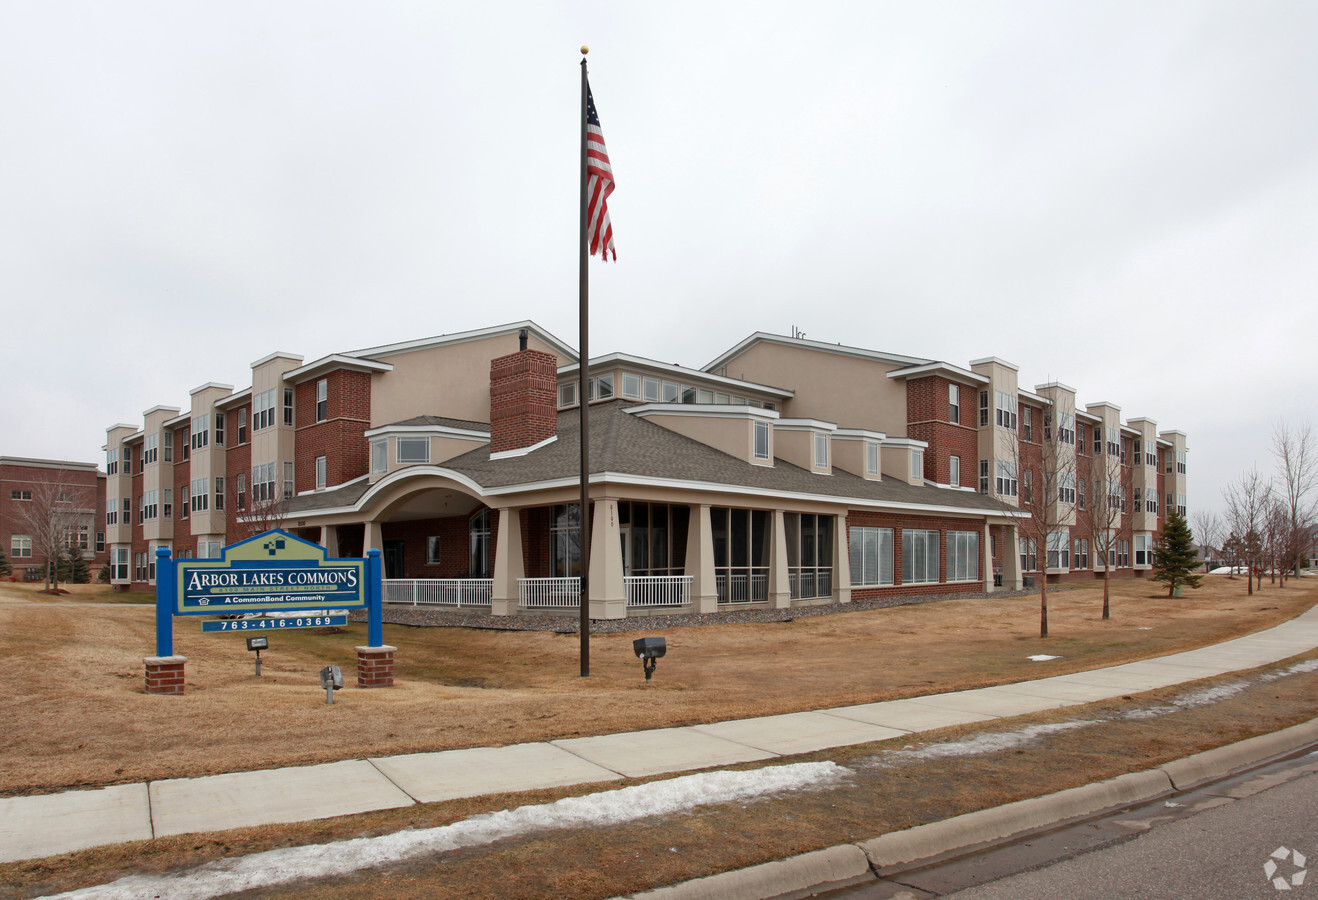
[383,578,493,607]
[789,568,833,600]
[519,576,581,608]
[626,575,693,608]
[716,570,769,604]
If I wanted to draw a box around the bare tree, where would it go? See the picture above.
[1223,468,1270,596]
[1191,510,1223,573]
[1083,447,1132,620]
[11,470,95,593]
[1006,404,1078,637]
[227,482,290,541]
[1271,420,1318,578]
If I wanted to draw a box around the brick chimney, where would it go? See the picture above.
[490,348,558,454]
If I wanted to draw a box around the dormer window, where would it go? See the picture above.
[754,420,770,460]
[396,438,429,465]
[558,382,578,408]
[371,439,387,474]
[866,441,879,476]
[911,448,924,482]
[814,432,828,468]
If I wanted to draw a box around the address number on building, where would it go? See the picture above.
[201,616,347,633]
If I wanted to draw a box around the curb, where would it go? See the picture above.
[617,716,1318,900]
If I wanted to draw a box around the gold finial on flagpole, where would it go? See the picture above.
[581,45,589,55]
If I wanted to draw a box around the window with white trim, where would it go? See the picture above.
[11,489,31,501]
[979,459,990,494]
[644,376,661,402]
[1058,471,1076,504]
[252,463,275,502]
[370,439,387,474]
[1024,407,1034,442]
[996,459,1018,497]
[283,462,294,499]
[315,455,327,490]
[979,390,989,427]
[849,526,894,586]
[558,382,577,408]
[622,372,641,398]
[214,412,224,445]
[996,392,1018,430]
[902,529,940,584]
[866,441,880,476]
[950,455,960,487]
[190,414,209,450]
[1106,427,1120,457]
[396,437,429,464]
[179,487,188,519]
[1022,467,1033,504]
[122,497,131,523]
[1078,477,1086,510]
[190,478,209,513]
[814,432,829,468]
[1046,530,1071,569]
[106,501,117,526]
[948,384,960,424]
[1176,451,1187,474]
[143,489,158,521]
[180,430,189,461]
[144,433,159,465]
[1146,490,1158,514]
[237,408,248,444]
[470,508,492,577]
[316,379,328,422]
[753,421,770,461]
[1019,537,1038,572]
[910,449,923,482]
[1074,538,1089,569]
[236,474,246,510]
[106,449,118,476]
[214,476,224,511]
[426,535,442,565]
[11,534,32,558]
[163,431,173,462]
[947,531,979,581]
[1176,494,1186,516]
[283,388,294,426]
[1058,412,1075,445]
[254,389,277,430]
[1134,534,1152,566]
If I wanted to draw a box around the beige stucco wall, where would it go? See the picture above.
[369,333,571,428]
[632,409,769,466]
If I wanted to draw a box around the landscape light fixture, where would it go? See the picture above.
[246,635,268,676]
[632,636,666,684]
[319,664,343,705]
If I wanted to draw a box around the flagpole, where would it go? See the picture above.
[577,48,591,677]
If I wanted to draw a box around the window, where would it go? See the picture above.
[470,508,492,577]
[1106,427,1120,457]
[592,373,614,400]
[979,390,989,427]
[316,455,327,490]
[144,433,159,465]
[643,376,661,403]
[996,459,1018,497]
[1176,451,1187,475]
[181,430,189,461]
[1022,467,1033,504]
[120,446,132,475]
[134,552,147,582]
[143,489,158,521]
[236,474,247,510]
[95,532,105,553]
[1094,427,1102,454]
[190,478,209,513]
[1118,540,1130,568]
[995,392,1018,430]
[1074,538,1089,569]
[1076,424,1086,454]
[214,476,225,511]
[753,421,770,460]
[237,408,248,444]
[948,384,960,424]
[316,379,328,422]
[283,462,294,499]
[849,526,894,586]
[1046,531,1071,569]
[1134,534,1152,566]
[371,439,387,474]
[215,412,225,446]
[950,455,960,487]
[1147,491,1159,514]
[663,380,681,403]
[163,431,173,462]
[979,459,990,494]
[253,463,275,503]
[106,503,117,525]
[1023,407,1034,442]
[902,529,940,584]
[698,388,714,404]
[283,388,294,426]
[1177,494,1187,517]
[426,535,442,565]
[1133,438,1142,462]
[199,540,223,559]
[1058,413,1075,445]
[786,513,833,599]
[814,432,829,468]
[1058,471,1076,504]
[396,437,429,464]
[11,535,32,558]
[947,531,979,581]
[558,382,577,408]
[866,441,880,476]
[106,449,118,475]
[10,489,31,501]
[254,389,277,430]
[550,503,582,578]
[910,449,923,482]
[122,497,131,523]
[1078,477,1086,510]
[622,372,641,398]
[1019,537,1038,572]
[191,415,209,451]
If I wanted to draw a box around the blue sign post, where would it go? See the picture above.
[148,530,389,694]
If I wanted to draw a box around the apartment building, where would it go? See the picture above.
[0,457,108,580]
[101,322,1187,615]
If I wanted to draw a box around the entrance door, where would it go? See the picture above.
[383,540,405,579]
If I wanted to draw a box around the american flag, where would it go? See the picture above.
[585,83,616,261]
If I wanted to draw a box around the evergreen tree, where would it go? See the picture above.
[0,544,10,578]
[1152,511,1202,596]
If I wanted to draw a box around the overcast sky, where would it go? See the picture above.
[2,1,1314,517]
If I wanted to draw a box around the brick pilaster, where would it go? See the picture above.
[356,645,397,688]
[144,655,187,695]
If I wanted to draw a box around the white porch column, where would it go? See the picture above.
[363,520,383,554]
[832,513,851,604]
[491,507,524,616]
[769,509,791,609]
[320,524,339,557]
[1003,521,1024,590]
[983,521,994,592]
[588,498,626,619]
[687,504,718,614]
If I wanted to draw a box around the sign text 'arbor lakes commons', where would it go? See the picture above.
[174,533,366,615]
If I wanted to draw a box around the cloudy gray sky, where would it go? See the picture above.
[3,1,1314,516]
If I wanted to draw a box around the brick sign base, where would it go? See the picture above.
[357,645,397,688]
[144,656,188,695]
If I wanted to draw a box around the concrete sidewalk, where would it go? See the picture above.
[4,606,1318,865]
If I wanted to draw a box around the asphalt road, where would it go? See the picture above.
[823,751,1318,900]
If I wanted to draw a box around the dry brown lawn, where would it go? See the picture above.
[1,574,1314,797]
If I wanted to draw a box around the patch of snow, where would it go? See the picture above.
[1260,659,1318,682]
[39,762,850,900]
[1027,655,1060,661]
[865,721,1099,768]
[1172,681,1250,708]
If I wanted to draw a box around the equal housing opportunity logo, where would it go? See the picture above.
[1265,846,1307,891]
